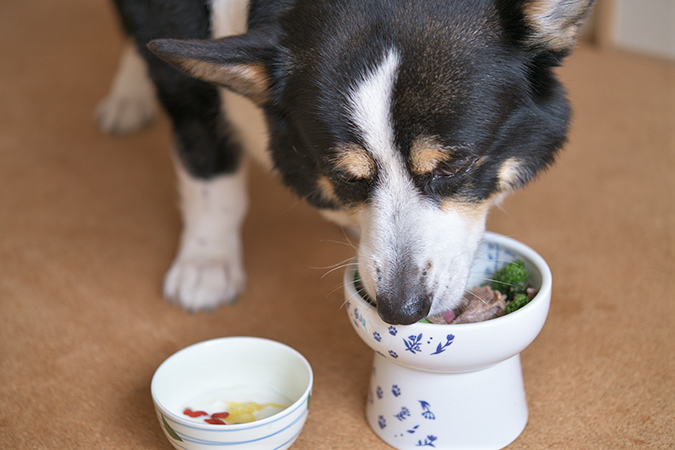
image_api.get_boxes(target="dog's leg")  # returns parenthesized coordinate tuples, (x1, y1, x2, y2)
(96, 41, 156, 135)
(164, 158, 248, 312)
(105, 0, 252, 311)
(146, 60, 247, 312)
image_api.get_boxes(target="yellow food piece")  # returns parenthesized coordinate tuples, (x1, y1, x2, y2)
(223, 401, 287, 424)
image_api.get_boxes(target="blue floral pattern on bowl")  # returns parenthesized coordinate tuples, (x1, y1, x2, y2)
(369, 382, 440, 447)
(349, 302, 458, 361)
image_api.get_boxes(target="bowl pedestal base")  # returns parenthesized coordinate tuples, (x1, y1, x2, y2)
(365, 353, 528, 450)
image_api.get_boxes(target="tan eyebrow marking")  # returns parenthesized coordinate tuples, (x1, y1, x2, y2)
(498, 157, 527, 191)
(409, 136, 456, 175)
(439, 198, 494, 219)
(330, 143, 376, 179)
(317, 175, 340, 204)
(316, 175, 370, 210)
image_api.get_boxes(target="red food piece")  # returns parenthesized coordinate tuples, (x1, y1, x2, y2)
(211, 412, 230, 419)
(183, 408, 208, 418)
(441, 309, 456, 323)
(205, 418, 227, 425)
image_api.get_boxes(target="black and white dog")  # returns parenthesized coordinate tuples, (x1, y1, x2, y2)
(98, 0, 593, 324)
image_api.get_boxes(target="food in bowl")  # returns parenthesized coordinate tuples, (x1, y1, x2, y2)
(181, 400, 289, 425)
(151, 337, 313, 450)
(356, 260, 539, 325)
(426, 259, 539, 324)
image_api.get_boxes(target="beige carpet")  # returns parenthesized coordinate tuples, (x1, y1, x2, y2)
(1, 1, 673, 448)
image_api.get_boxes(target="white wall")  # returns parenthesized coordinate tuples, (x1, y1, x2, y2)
(614, 0, 675, 60)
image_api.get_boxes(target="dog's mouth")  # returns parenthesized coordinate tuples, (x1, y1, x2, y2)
(352, 197, 488, 325)
(355, 234, 484, 325)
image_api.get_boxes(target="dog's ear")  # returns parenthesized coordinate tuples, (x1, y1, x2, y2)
(501, 0, 595, 53)
(148, 30, 278, 105)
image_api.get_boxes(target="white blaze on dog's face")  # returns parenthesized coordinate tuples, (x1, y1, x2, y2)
(344, 50, 492, 325)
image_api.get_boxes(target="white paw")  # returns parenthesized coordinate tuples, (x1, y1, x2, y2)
(96, 94, 155, 135)
(163, 257, 246, 313)
(97, 43, 156, 135)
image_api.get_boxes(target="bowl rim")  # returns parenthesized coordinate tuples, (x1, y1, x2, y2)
(151, 336, 313, 432)
(344, 231, 552, 329)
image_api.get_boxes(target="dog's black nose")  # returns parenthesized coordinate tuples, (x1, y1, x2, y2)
(376, 291, 431, 325)
(372, 259, 432, 325)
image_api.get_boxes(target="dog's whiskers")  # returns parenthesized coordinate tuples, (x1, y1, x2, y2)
(326, 281, 348, 299)
(467, 257, 528, 290)
(339, 284, 368, 310)
(319, 261, 359, 279)
(340, 226, 358, 251)
(318, 239, 356, 250)
(464, 288, 489, 306)
(479, 277, 517, 289)
(308, 257, 355, 271)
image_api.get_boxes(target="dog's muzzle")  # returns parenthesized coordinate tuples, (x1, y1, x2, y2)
(374, 260, 432, 325)
(376, 291, 431, 325)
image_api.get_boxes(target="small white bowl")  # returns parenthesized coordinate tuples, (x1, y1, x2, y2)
(151, 337, 313, 450)
(344, 231, 552, 449)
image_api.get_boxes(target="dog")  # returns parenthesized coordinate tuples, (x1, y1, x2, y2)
(98, 0, 594, 324)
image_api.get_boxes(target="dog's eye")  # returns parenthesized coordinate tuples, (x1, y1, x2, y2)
(330, 170, 371, 204)
(431, 157, 475, 180)
(333, 170, 362, 184)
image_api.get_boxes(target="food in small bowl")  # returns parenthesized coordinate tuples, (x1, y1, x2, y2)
(151, 337, 313, 450)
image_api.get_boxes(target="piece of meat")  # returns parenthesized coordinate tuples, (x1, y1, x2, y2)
(428, 285, 507, 324)
(452, 285, 506, 324)
(526, 287, 539, 300)
(427, 295, 470, 324)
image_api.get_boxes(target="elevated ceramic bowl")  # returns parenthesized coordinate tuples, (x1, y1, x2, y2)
(344, 231, 552, 449)
(151, 337, 313, 450)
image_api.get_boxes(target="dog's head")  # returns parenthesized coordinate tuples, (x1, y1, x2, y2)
(150, 0, 594, 324)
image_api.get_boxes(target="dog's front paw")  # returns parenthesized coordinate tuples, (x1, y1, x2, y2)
(163, 257, 246, 313)
(96, 93, 155, 135)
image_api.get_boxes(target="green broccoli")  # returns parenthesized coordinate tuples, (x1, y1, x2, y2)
(505, 293, 530, 314)
(489, 259, 529, 303)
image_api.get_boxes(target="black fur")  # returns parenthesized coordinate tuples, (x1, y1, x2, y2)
(111, 0, 242, 178)
(113, 0, 587, 201)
